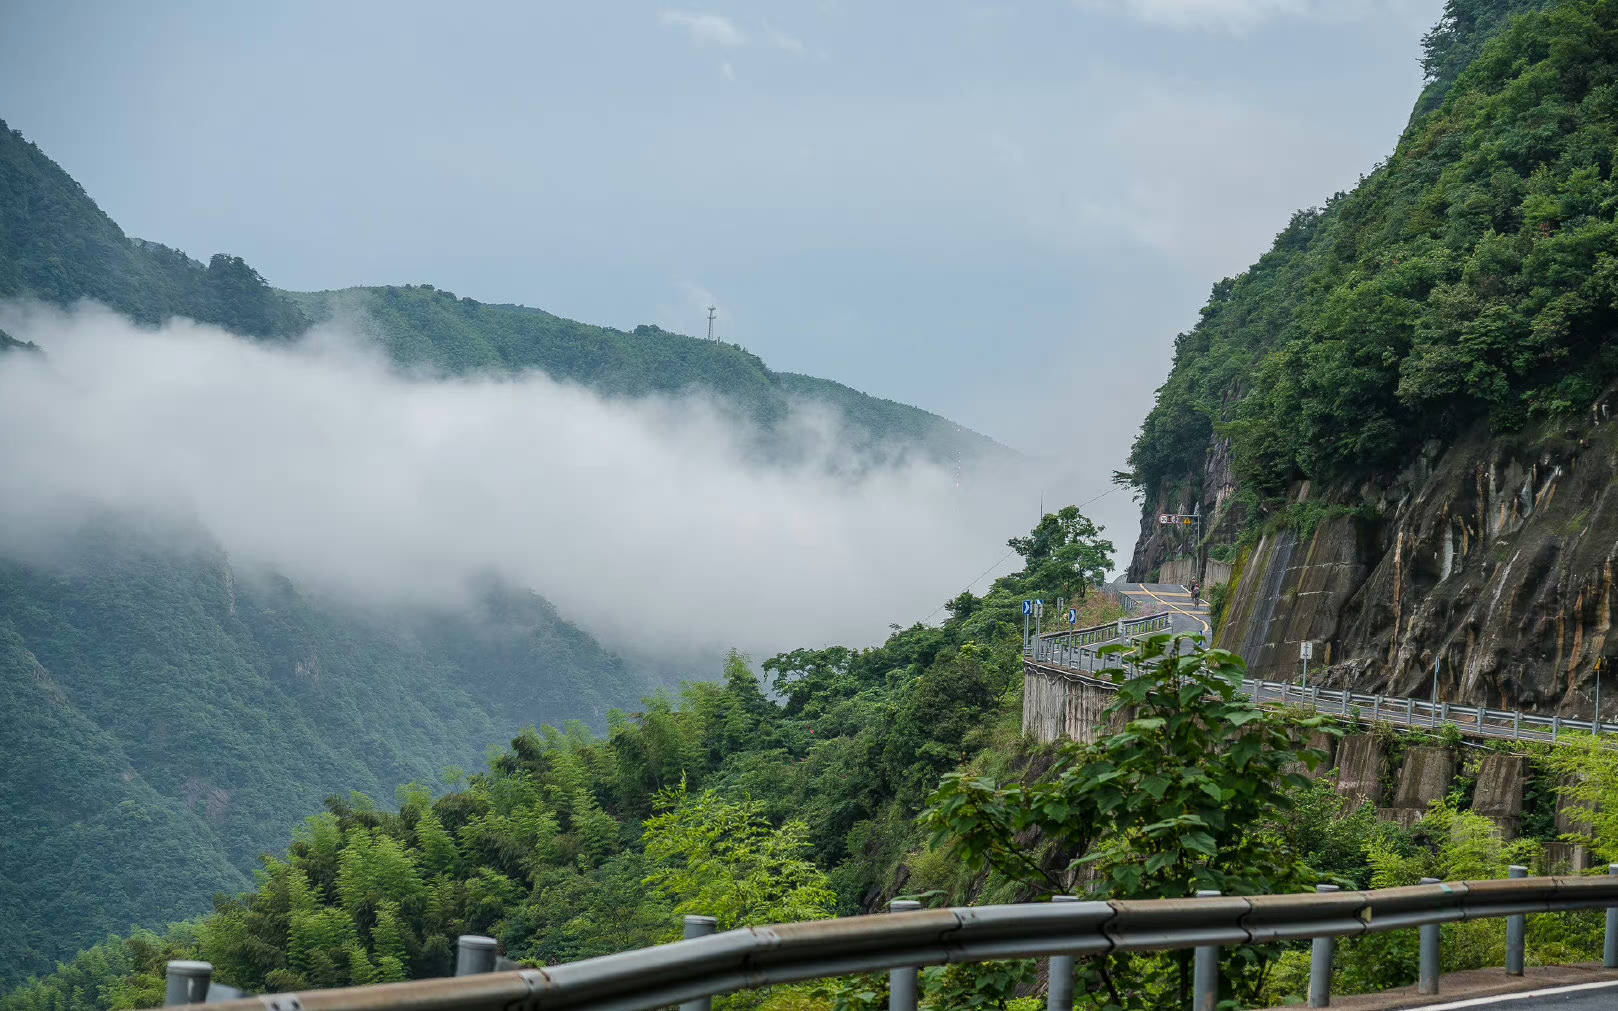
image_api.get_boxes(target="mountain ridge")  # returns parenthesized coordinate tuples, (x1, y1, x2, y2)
(0, 117, 1004, 468)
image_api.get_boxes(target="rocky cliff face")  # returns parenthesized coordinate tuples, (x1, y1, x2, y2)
(1184, 391, 1618, 719)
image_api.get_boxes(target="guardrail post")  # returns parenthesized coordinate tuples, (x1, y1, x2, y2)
(1506, 866, 1527, 975)
(1513, 710, 1521, 740)
(1193, 890, 1220, 1011)
(1606, 865, 1618, 969)
(679, 916, 719, 1011)
(164, 961, 212, 1006)
(1047, 895, 1079, 1011)
(455, 935, 498, 976)
(1308, 885, 1338, 1007)
(1419, 877, 1441, 994)
(1372, 696, 1382, 722)
(889, 900, 922, 1011)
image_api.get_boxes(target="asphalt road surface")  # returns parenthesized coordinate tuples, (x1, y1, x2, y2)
(1404, 979, 1618, 1009)
(1114, 582, 1211, 637)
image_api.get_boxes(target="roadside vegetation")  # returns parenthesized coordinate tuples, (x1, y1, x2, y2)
(7, 503, 1617, 1011)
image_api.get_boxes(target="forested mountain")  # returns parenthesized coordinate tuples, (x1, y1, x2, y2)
(0, 522, 648, 982)
(0, 119, 1000, 468)
(1125, 0, 1618, 703)
(0, 110, 1005, 982)
(293, 287, 997, 466)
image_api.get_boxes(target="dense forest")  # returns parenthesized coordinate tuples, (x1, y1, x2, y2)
(1125, 0, 1617, 519)
(0, 524, 651, 982)
(5, 508, 1615, 1011)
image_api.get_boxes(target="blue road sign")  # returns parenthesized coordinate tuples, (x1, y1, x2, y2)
(1022, 600, 1032, 615)
(1036, 598, 1043, 606)
(1069, 608, 1078, 625)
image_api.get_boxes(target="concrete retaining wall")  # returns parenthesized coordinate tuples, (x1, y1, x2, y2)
(1336, 734, 1386, 809)
(1472, 754, 1526, 838)
(1023, 667, 1115, 745)
(1381, 746, 1455, 826)
(1160, 557, 1196, 586)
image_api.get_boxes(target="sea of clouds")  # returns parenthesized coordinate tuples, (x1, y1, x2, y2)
(0, 302, 1036, 662)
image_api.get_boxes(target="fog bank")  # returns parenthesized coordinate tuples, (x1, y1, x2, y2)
(0, 304, 1034, 660)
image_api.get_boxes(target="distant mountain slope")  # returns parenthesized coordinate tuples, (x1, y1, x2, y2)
(0, 521, 650, 981)
(0, 115, 1001, 982)
(0, 119, 1002, 467)
(291, 286, 1001, 466)
(0, 125, 305, 338)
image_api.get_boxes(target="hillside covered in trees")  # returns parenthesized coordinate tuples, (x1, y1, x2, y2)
(1127, 0, 1596, 511)
(0, 526, 649, 983)
(1123, 0, 1618, 700)
(7, 507, 1614, 1011)
(0, 106, 1008, 980)
(0, 119, 1001, 469)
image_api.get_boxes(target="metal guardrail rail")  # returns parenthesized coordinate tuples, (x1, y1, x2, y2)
(165, 875, 1618, 1011)
(1242, 679, 1610, 743)
(1026, 613, 1172, 665)
(1028, 656, 1609, 744)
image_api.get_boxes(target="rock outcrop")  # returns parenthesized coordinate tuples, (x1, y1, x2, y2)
(1135, 393, 1618, 717)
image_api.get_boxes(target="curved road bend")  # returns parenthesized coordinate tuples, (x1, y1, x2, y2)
(1114, 582, 1210, 637)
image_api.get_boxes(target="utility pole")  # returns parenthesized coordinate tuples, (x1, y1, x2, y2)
(706, 306, 717, 341)
(1432, 654, 1441, 707)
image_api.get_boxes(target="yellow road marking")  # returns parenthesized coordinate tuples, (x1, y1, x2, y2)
(1133, 584, 1211, 637)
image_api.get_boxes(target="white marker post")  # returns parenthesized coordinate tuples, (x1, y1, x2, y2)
(1300, 640, 1313, 690)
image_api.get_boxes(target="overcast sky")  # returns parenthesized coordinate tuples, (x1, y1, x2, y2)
(0, 0, 1445, 580)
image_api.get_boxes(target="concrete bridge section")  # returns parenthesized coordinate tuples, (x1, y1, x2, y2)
(1024, 652, 1595, 865)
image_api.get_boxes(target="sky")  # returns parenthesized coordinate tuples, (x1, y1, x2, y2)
(0, 0, 1447, 611)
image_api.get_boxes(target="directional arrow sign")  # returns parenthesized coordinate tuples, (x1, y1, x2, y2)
(1069, 608, 1078, 625)
(1022, 600, 1032, 615)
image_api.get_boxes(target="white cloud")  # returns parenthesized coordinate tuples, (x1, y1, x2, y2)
(762, 23, 807, 54)
(1076, 0, 1393, 33)
(0, 303, 1030, 660)
(659, 10, 748, 47)
(658, 10, 807, 66)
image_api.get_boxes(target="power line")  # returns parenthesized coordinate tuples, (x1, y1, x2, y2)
(916, 484, 1126, 625)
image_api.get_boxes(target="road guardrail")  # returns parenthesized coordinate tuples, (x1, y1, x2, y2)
(165, 873, 1618, 1011)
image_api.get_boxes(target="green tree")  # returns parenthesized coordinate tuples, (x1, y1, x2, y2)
(642, 784, 836, 931)
(921, 634, 1328, 1006)
(1543, 732, 1618, 862)
(1005, 507, 1113, 600)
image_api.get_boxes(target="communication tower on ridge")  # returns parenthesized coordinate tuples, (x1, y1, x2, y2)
(706, 306, 717, 341)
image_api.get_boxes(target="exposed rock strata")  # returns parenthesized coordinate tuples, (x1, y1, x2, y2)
(1133, 393, 1618, 717)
